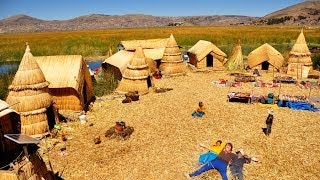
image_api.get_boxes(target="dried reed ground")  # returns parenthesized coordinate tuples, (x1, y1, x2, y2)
(41, 70, 320, 180)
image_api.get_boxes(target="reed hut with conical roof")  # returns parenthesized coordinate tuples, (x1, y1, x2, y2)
(247, 43, 284, 71)
(187, 40, 227, 70)
(159, 34, 186, 76)
(117, 47, 152, 95)
(288, 29, 312, 67)
(225, 41, 244, 71)
(6, 44, 53, 136)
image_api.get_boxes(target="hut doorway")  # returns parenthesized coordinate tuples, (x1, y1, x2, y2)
(83, 82, 88, 106)
(46, 105, 56, 129)
(147, 76, 152, 88)
(261, 61, 269, 70)
(206, 54, 213, 67)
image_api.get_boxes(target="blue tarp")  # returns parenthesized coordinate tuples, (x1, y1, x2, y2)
(278, 101, 319, 112)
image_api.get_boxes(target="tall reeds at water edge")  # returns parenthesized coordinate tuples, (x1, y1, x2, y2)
(0, 26, 319, 61)
(0, 69, 16, 99)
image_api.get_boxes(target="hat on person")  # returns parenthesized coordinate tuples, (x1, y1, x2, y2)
(268, 109, 274, 115)
(236, 149, 245, 156)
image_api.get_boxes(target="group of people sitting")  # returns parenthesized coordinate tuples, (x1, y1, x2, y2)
(185, 140, 257, 180)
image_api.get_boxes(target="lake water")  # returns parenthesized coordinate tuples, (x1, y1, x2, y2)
(0, 60, 103, 74)
(0, 62, 19, 74)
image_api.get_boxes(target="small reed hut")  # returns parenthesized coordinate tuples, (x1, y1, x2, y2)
(35, 55, 93, 111)
(225, 41, 244, 71)
(0, 100, 20, 154)
(247, 43, 284, 72)
(187, 40, 227, 70)
(287, 29, 313, 78)
(288, 29, 312, 67)
(6, 44, 53, 136)
(159, 34, 186, 76)
(103, 50, 157, 81)
(117, 46, 152, 95)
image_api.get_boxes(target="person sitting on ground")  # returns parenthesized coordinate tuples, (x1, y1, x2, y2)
(230, 149, 256, 180)
(185, 143, 234, 180)
(192, 102, 206, 118)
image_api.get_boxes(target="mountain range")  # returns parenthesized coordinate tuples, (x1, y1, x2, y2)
(0, 1, 319, 34)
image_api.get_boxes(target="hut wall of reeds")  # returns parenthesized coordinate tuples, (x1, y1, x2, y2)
(247, 43, 284, 71)
(187, 40, 227, 70)
(288, 29, 312, 67)
(117, 47, 152, 95)
(287, 63, 311, 79)
(6, 44, 53, 136)
(225, 42, 244, 72)
(160, 34, 186, 75)
(0, 153, 53, 180)
(0, 100, 20, 153)
(35, 55, 93, 111)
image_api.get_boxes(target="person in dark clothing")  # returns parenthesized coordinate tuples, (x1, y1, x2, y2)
(263, 108, 274, 136)
(230, 149, 255, 180)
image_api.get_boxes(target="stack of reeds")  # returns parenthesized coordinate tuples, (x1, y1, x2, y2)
(160, 34, 186, 76)
(225, 40, 244, 72)
(117, 46, 152, 95)
(6, 44, 53, 135)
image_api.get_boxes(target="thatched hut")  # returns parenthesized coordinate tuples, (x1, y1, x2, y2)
(247, 43, 284, 71)
(159, 34, 186, 75)
(117, 46, 152, 95)
(6, 44, 53, 136)
(103, 50, 157, 80)
(224, 42, 244, 71)
(118, 38, 169, 51)
(35, 55, 93, 111)
(0, 100, 20, 154)
(187, 40, 227, 70)
(288, 29, 312, 67)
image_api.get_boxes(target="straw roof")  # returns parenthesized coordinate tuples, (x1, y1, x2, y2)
(188, 40, 227, 62)
(6, 44, 53, 135)
(225, 42, 244, 71)
(289, 29, 311, 56)
(160, 34, 186, 75)
(117, 46, 151, 94)
(247, 43, 284, 70)
(35, 55, 93, 97)
(143, 48, 165, 60)
(104, 50, 134, 74)
(0, 100, 18, 118)
(119, 38, 169, 51)
(6, 44, 52, 113)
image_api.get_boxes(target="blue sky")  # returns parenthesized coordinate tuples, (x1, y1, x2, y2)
(0, 0, 304, 20)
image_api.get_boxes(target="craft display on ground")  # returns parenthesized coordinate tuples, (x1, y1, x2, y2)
(234, 74, 256, 82)
(212, 79, 241, 87)
(227, 92, 252, 103)
(273, 76, 297, 84)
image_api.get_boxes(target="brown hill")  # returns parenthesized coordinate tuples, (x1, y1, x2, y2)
(255, 1, 320, 25)
(0, 14, 256, 34)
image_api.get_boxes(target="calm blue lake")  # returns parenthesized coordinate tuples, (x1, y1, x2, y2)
(0, 62, 19, 74)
